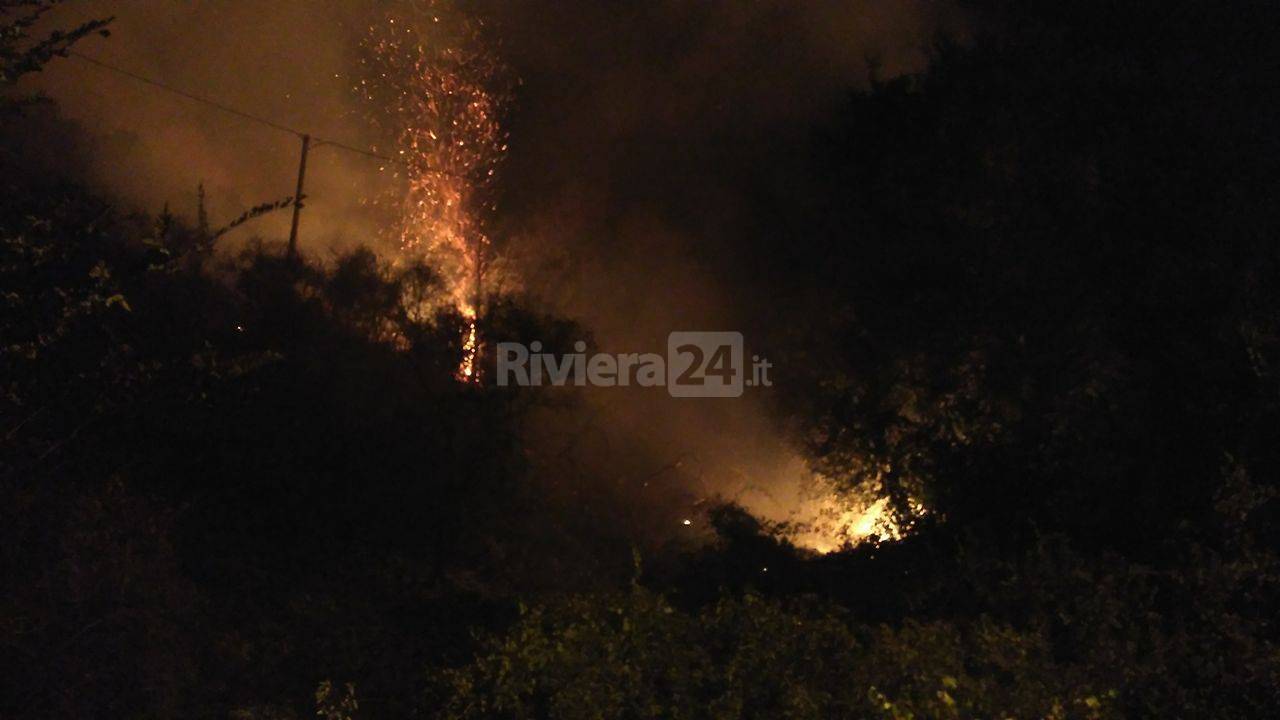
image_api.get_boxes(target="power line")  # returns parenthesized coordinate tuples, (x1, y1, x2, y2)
(59, 49, 471, 256)
(314, 138, 392, 162)
(63, 49, 406, 257)
(65, 50, 392, 162)
(67, 51, 304, 138)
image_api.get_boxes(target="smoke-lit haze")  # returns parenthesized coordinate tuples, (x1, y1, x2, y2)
(24, 0, 964, 548)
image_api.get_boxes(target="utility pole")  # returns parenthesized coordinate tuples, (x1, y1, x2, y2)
(287, 133, 311, 261)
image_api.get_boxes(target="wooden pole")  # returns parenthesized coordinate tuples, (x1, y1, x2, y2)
(286, 134, 311, 261)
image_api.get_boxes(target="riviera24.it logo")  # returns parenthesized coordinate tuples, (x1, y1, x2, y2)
(496, 332, 772, 398)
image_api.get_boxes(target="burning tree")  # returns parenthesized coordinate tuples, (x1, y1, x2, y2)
(358, 3, 512, 380)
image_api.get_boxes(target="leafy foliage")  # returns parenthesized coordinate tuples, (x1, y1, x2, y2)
(0, 174, 590, 717)
(1, 1, 111, 87)
(434, 586, 1120, 720)
(770, 1, 1280, 560)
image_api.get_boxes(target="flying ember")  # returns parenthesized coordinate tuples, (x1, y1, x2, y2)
(359, 3, 512, 382)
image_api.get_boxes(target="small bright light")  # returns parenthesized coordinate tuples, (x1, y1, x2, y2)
(681, 519, 692, 526)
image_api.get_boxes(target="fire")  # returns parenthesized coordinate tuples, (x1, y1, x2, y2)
(359, 3, 512, 381)
(732, 454, 908, 554)
(783, 487, 901, 554)
(459, 305, 479, 382)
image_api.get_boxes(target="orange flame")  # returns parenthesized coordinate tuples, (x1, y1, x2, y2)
(458, 305, 479, 382)
(360, 3, 511, 381)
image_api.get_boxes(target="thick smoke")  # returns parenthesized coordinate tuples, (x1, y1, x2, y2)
(484, 0, 962, 545)
(24, 0, 391, 251)
(25, 0, 962, 547)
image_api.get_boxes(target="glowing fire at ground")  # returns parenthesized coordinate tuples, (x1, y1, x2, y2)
(732, 454, 906, 553)
(359, 4, 511, 382)
(789, 492, 900, 553)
